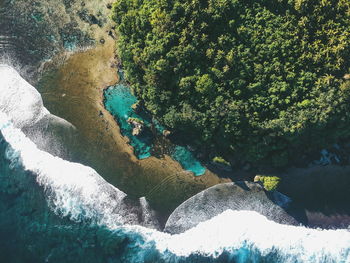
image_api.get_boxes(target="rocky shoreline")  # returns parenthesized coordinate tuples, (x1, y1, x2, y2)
(1, 0, 350, 229)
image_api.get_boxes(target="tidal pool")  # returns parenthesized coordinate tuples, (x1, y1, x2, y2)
(171, 146, 206, 176)
(104, 84, 153, 159)
(104, 84, 206, 176)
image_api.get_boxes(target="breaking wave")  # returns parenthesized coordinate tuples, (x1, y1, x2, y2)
(1, 65, 350, 262)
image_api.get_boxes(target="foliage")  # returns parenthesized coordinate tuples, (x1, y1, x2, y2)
(112, 0, 350, 167)
(256, 175, 281, 191)
(212, 156, 231, 166)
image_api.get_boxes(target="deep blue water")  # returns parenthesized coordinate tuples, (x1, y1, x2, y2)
(0, 130, 280, 263)
(1, 130, 349, 263)
(0, 65, 349, 263)
(1, 0, 349, 260)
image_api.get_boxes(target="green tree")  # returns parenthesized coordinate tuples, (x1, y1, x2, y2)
(112, 0, 350, 167)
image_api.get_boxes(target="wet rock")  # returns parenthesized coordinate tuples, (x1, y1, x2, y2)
(127, 117, 144, 136)
(164, 181, 301, 234)
(272, 190, 292, 209)
(89, 14, 101, 26)
(163, 130, 171, 137)
(78, 10, 102, 27)
(313, 149, 341, 166)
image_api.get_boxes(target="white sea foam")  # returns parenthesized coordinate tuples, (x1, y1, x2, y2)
(0, 65, 157, 228)
(146, 210, 350, 261)
(1, 65, 350, 262)
(0, 65, 48, 128)
(0, 112, 141, 225)
(0, 64, 78, 158)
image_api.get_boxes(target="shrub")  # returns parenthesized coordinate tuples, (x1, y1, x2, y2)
(256, 176, 281, 191)
(212, 156, 230, 166)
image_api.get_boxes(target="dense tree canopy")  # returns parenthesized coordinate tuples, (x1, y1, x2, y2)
(112, 0, 350, 167)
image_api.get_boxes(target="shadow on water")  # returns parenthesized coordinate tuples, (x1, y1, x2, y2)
(233, 181, 309, 226)
(265, 190, 309, 227)
(276, 165, 350, 228)
(208, 162, 350, 228)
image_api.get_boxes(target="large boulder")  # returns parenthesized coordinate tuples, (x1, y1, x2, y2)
(164, 181, 301, 234)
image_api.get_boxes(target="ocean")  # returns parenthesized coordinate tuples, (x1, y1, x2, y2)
(0, 65, 349, 263)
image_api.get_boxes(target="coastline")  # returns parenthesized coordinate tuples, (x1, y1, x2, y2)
(2, 0, 349, 228)
(2, 0, 350, 261)
(37, 35, 228, 217)
(36, 30, 350, 228)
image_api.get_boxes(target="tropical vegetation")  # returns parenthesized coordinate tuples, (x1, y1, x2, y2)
(112, 0, 350, 167)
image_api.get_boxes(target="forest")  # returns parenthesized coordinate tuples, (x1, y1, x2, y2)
(112, 0, 350, 167)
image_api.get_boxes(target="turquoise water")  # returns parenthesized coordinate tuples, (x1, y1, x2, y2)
(152, 118, 166, 134)
(0, 129, 350, 263)
(103, 84, 206, 175)
(1, 129, 350, 262)
(1, 66, 350, 262)
(171, 146, 206, 176)
(0, 135, 157, 262)
(104, 84, 152, 159)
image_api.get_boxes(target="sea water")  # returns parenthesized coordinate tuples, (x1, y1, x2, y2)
(1, 66, 350, 262)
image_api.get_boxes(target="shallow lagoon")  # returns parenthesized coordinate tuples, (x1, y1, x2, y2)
(104, 84, 206, 176)
(104, 84, 152, 159)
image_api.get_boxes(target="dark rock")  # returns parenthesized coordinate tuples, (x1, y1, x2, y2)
(271, 190, 292, 209)
(108, 30, 117, 40)
(100, 38, 105, 44)
(164, 181, 301, 234)
(78, 10, 102, 27)
(243, 162, 251, 171)
(89, 14, 100, 26)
